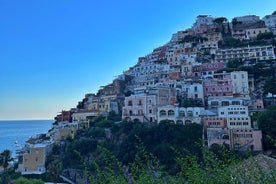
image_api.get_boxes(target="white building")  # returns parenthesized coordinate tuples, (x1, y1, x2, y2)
(234, 15, 260, 24)
(231, 71, 249, 97)
(176, 82, 204, 101)
(218, 105, 249, 118)
(157, 105, 204, 124)
(215, 45, 276, 62)
(263, 14, 276, 34)
(263, 14, 276, 28)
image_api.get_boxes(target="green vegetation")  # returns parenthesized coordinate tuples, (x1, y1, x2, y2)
(0, 150, 12, 184)
(11, 177, 44, 184)
(264, 77, 276, 96)
(257, 106, 276, 152)
(41, 115, 276, 183)
(226, 58, 244, 69)
(257, 32, 274, 40)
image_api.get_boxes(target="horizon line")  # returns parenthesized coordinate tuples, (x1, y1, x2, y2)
(0, 119, 54, 121)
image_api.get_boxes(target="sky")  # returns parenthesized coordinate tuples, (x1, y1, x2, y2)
(0, 0, 275, 120)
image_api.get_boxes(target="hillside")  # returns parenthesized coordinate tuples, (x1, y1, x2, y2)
(2, 11, 276, 184)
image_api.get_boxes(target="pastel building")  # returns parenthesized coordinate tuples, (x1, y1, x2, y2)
(245, 27, 271, 39)
(181, 62, 193, 78)
(157, 105, 204, 124)
(201, 62, 224, 79)
(215, 45, 276, 62)
(17, 138, 53, 175)
(263, 14, 276, 34)
(234, 15, 260, 23)
(122, 86, 177, 123)
(203, 72, 233, 97)
(231, 71, 249, 97)
(175, 82, 204, 101)
(206, 128, 230, 147)
(207, 96, 250, 109)
(72, 110, 101, 129)
(218, 105, 249, 117)
(49, 122, 80, 143)
(227, 116, 251, 129)
(203, 117, 227, 130)
(229, 129, 263, 151)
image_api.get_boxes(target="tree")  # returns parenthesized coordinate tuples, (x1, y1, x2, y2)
(213, 17, 227, 24)
(0, 150, 12, 172)
(257, 106, 276, 150)
(264, 77, 276, 96)
(226, 59, 243, 69)
(0, 150, 12, 184)
(256, 32, 274, 40)
(213, 17, 227, 35)
(47, 159, 63, 183)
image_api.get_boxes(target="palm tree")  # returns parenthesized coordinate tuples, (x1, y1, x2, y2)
(0, 149, 12, 173)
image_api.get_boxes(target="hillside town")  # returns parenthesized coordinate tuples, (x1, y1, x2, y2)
(14, 12, 276, 178)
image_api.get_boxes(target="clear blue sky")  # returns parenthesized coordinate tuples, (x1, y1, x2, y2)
(1, 0, 275, 120)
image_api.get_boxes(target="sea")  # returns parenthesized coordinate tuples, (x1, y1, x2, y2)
(0, 120, 53, 157)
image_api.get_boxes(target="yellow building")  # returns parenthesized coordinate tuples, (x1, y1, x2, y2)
(17, 142, 53, 175)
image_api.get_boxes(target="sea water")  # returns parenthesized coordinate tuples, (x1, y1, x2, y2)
(0, 120, 53, 157)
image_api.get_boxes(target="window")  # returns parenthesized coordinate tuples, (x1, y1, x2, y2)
(243, 122, 249, 126)
(187, 111, 193, 117)
(138, 110, 143, 115)
(149, 109, 152, 114)
(128, 101, 133, 106)
(179, 111, 185, 117)
(168, 110, 175, 116)
(176, 120, 183, 125)
(160, 110, 166, 116)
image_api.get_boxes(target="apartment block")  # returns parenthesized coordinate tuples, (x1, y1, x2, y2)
(231, 71, 250, 97)
(203, 72, 233, 97)
(122, 86, 176, 123)
(17, 137, 53, 175)
(215, 45, 276, 62)
(157, 106, 204, 124)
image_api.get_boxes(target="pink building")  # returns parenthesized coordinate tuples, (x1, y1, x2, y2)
(203, 117, 227, 130)
(229, 129, 263, 151)
(201, 62, 224, 78)
(203, 72, 233, 97)
(122, 86, 176, 123)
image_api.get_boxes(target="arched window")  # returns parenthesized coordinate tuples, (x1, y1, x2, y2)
(179, 111, 185, 117)
(159, 110, 166, 117)
(176, 120, 183, 125)
(185, 120, 192, 125)
(187, 111, 193, 117)
(168, 110, 175, 116)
